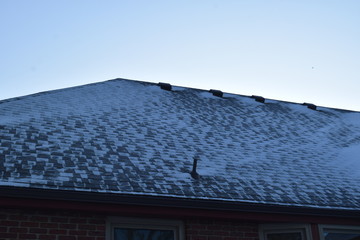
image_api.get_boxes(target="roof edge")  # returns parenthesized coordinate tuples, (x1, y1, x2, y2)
(1, 77, 358, 113)
(0, 186, 359, 219)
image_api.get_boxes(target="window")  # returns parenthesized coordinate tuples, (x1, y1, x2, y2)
(259, 224, 312, 240)
(106, 217, 184, 240)
(319, 225, 360, 240)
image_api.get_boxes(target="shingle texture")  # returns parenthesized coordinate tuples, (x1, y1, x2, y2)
(1, 79, 360, 210)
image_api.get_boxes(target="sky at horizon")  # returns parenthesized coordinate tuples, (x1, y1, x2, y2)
(1, 1, 360, 111)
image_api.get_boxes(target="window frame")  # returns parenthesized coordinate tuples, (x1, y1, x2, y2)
(318, 224, 360, 240)
(106, 217, 184, 240)
(259, 223, 312, 240)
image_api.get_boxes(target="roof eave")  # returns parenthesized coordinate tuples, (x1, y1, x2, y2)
(0, 186, 359, 220)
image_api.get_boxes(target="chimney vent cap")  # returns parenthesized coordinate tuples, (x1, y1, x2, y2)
(158, 82, 172, 91)
(303, 103, 317, 110)
(209, 89, 223, 98)
(190, 157, 200, 179)
(251, 95, 265, 103)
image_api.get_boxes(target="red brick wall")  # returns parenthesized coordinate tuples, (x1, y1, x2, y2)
(185, 219, 259, 240)
(0, 208, 106, 240)
(0, 208, 259, 240)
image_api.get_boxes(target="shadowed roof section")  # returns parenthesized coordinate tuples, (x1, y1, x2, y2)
(1, 78, 360, 211)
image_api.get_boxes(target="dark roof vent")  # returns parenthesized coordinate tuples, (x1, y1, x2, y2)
(158, 82, 172, 91)
(251, 95, 265, 103)
(190, 157, 199, 179)
(303, 103, 317, 110)
(209, 89, 223, 98)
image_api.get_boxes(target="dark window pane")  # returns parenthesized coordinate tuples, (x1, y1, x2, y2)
(267, 232, 302, 240)
(324, 232, 360, 240)
(114, 228, 174, 240)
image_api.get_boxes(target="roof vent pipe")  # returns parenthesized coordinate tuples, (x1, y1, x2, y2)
(303, 103, 317, 110)
(209, 89, 223, 98)
(251, 95, 265, 103)
(158, 82, 172, 91)
(190, 157, 199, 179)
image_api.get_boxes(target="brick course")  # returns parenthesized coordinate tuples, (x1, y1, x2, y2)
(185, 219, 259, 240)
(0, 208, 259, 240)
(0, 209, 106, 240)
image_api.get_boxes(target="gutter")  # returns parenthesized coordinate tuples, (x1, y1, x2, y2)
(0, 186, 359, 221)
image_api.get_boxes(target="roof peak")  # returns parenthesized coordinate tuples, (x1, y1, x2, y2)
(1, 77, 358, 113)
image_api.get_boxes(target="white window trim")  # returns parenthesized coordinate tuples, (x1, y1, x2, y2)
(106, 217, 184, 240)
(259, 223, 312, 240)
(319, 224, 360, 240)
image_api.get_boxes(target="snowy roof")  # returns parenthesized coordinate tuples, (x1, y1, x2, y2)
(1, 78, 360, 211)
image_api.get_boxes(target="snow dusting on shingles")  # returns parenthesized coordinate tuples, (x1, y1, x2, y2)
(171, 86, 187, 91)
(1, 78, 360, 210)
(198, 91, 222, 99)
(333, 144, 360, 176)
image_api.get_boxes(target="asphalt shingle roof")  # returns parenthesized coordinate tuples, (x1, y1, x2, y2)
(1, 79, 360, 210)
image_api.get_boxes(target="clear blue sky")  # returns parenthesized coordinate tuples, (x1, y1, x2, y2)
(1, 0, 360, 111)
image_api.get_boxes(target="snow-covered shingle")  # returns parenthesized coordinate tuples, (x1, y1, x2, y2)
(1, 78, 360, 210)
